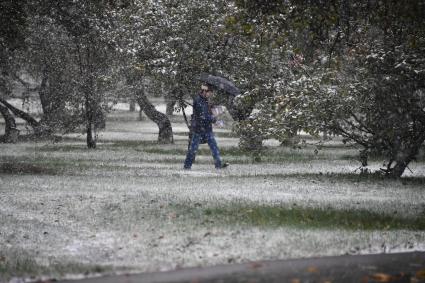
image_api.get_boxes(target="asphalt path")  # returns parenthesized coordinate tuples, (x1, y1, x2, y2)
(58, 252, 425, 283)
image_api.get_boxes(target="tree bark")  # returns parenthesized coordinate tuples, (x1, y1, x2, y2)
(135, 89, 173, 144)
(388, 136, 425, 178)
(0, 97, 46, 135)
(38, 69, 50, 115)
(85, 93, 97, 149)
(0, 103, 19, 143)
(86, 121, 96, 148)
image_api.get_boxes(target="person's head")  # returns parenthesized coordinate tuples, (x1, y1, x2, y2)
(200, 83, 214, 98)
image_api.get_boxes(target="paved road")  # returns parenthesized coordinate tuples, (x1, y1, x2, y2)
(60, 252, 425, 283)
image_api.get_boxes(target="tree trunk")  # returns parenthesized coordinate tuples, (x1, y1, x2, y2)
(388, 136, 425, 178)
(38, 70, 50, 115)
(0, 97, 46, 135)
(135, 89, 173, 144)
(82, 42, 99, 149)
(86, 121, 96, 148)
(85, 94, 97, 149)
(0, 103, 19, 143)
(37, 71, 68, 130)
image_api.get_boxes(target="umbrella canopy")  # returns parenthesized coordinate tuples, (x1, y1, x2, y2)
(199, 73, 240, 96)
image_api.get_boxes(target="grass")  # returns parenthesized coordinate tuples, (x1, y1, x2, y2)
(0, 162, 60, 175)
(0, 156, 94, 175)
(0, 248, 113, 282)
(139, 145, 359, 163)
(0, 158, 147, 176)
(232, 172, 425, 187)
(2, 153, 425, 188)
(198, 205, 425, 231)
(3, 139, 360, 167)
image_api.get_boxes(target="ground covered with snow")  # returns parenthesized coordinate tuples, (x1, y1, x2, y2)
(1, 108, 425, 282)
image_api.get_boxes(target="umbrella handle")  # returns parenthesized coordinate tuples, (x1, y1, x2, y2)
(179, 99, 192, 107)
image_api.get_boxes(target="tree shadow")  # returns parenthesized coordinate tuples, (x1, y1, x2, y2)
(242, 172, 425, 186)
(0, 162, 59, 175)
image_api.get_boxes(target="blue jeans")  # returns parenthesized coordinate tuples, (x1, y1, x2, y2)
(184, 131, 222, 169)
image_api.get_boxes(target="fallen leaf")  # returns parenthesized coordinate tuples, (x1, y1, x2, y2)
(307, 266, 319, 273)
(390, 272, 408, 280)
(370, 273, 392, 282)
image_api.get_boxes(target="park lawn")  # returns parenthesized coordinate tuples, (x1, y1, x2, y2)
(1, 109, 425, 282)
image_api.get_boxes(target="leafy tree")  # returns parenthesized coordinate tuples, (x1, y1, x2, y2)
(0, 0, 28, 140)
(233, 0, 425, 177)
(44, 0, 122, 148)
(1, 0, 123, 147)
(110, 0, 267, 143)
(106, 0, 178, 143)
(115, 0, 289, 149)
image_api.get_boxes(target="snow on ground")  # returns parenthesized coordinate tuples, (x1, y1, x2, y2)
(0, 174, 422, 266)
(1, 171, 424, 277)
(1, 108, 425, 281)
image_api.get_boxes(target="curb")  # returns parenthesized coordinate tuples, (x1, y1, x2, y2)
(58, 252, 425, 283)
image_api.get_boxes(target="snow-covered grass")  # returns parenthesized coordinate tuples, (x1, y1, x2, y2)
(1, 109, 425, 282)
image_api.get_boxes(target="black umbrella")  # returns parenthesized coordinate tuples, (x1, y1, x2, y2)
(199, 73, 240, 96)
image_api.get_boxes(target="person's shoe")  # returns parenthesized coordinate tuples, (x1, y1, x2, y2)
(183, 166, 191, 170)
(216, 162, 229, 169)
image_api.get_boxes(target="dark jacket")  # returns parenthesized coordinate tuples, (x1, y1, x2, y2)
(191, 94, 216, 134)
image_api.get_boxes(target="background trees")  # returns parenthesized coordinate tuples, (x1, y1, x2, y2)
(1, 0, 124, 147)
(1, 0, 424, 177)
(0, 0, 29, 141)
(232, 0, 425, 177)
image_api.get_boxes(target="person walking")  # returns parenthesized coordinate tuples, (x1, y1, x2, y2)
(183, 83, 228, 170)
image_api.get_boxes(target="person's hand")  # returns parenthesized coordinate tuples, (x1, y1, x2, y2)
(211, 106, 224, 117)
(215, 120, 224, 127)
